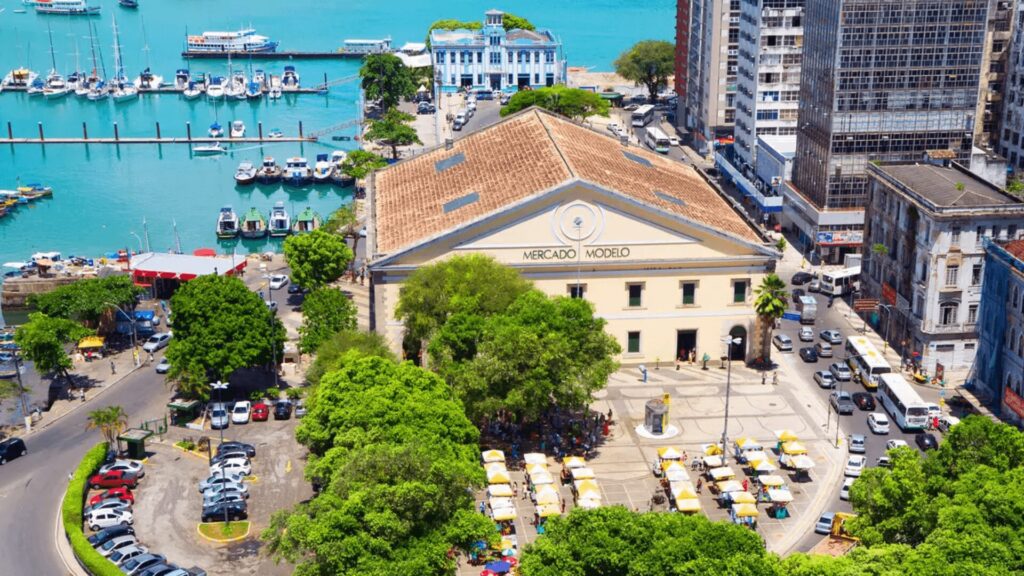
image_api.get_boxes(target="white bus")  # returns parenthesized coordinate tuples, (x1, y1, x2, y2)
(845, 335, 891, 390)
(644, 127, 672, 154)
(631, 104, 656, 127)
(820, 266, 860, 296)
(877, 373, 929, 431)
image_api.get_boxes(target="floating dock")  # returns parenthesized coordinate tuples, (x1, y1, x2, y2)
(2, 120, 320, 145)
(0, 84, 326, 95)
(181, 50, 382, 60)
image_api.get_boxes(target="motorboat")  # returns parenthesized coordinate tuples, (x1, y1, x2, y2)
(245, 81, 261, 100)
(1, 68, 37, 89)
(208, 122, 224, 138)
(182, 81, 202, 100)
(216, 206, 239, 239)
(206, 76, 225, 99)
(292, 206, 321, 233)
(133, 67, 162, 91)
(174, 69, 190, 90)
(234, 161, 256, 185)
(118, 0, 137, 8)
(312, 153, 334, 183)
(330, 150, 355, 186)
(283, 157, 311, 186)
(240, 207, 267, 239)
(267, 128, 283, 139)
(268, 201, 290, 237)
(268, 85, 281, 100)
(281, 66, 299, 91)
(255, 156, 282, 183)
(26, 77, 45, 96)
(193, 142, 226, 156)
(43, 82, 70, 98)
(32, 0, 101, 15)
(230, 120, 245, 138)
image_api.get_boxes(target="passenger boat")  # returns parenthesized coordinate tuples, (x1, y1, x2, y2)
(292, 207, 321, 233)
(234, 161, 256, 185)
(2, 68, 37, 89)
(31, 0, 101, 15)
(230, 120, 245, 138)
(268, 201, 290, 237)
(192, 142, 226, 156)
(133, 67, 162, 91)
(182, 81, 202, 100)
(206, 76, 225, 99)
(283, 157, 311, 186)
(174, 69, 190, 90)
(240, 207, 267, 239)
(208, 122, 224, 138)
(312, 153, 334, 183)
(255, 156, 282, 183)
(281, 66, 299, 91)
(216, 206, 239, 239)
(330, 150, 354, 186)
(185, 29, 278, 54)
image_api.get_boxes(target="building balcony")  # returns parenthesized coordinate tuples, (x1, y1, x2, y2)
(922, 322, 974, 335)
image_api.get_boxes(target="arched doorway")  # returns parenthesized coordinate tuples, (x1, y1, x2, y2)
(728, 326, 747, 361)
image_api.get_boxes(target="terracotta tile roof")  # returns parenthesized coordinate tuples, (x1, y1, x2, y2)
(372, 108, 765, 255)
(1005, 239, 1024, 261)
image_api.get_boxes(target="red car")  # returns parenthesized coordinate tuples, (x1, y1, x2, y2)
(89, 470, 138, 490)
(251, 402, 270, 422)
(89, 487, 135, 506)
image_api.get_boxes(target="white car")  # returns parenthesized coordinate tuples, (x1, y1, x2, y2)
(772, 334, 793, 352)
(99, 459, 145, 478)
(799, 326, 814, 342)
(886, 439, 909, 451)
(269, 274, 289, 290)
(840, 477, 855, 501)
(606, 123, 621, 134)
(155, 357, 171, 374)
(198, 473, 247, 493)
(844, 455, 866, 477)
(141, 332, 172, 353)
(938, 414, 961, 433)
(924, 403, 941, 420)
(867, 412, 890, 434)
(669, 135, 680, 147)
(210, 460, 251, 478)
(231, 401, 251, 424)
(85, 508, 133, 531)
(99, 535, 139, 558)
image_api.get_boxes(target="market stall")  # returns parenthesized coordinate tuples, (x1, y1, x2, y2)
(730, 502, 759, 528)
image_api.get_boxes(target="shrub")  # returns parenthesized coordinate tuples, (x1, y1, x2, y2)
(285, 387, 304, 400)
(62, 442, 124, 576)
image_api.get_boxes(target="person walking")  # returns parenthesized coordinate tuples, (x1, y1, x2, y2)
(110, 360, 116, 375)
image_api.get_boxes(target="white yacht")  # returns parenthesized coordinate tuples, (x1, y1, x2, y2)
(230, 120, 245, 138)
(283, 157, 311, 186)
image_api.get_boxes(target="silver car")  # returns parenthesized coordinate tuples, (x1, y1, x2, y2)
(202, 489, 247, 507)
(814, 370, 836, 389)
(829, 362, 852, 381)
(209, 403, 229, 430)
(772, 334, 793, 352)
(99, 535, 138, 558)
(198, 473, 246, 493)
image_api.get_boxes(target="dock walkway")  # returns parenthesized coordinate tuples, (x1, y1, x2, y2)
(0, 136, 315, 145)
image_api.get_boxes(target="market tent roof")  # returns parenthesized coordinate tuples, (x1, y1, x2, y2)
(576, 486, 601, 501)
(669, 481, 697, 499)
(563, 456, 586, 469)
(759, 475, 786, 487)
(526, 463, 548, 476)
(537, 503, 561, 518)
(717, 480, 744, 493)
(535, 491, 560, 506)
(524, 453, 547, 466)
(489, 497, 514, 510)
(577, 497, 602, 509)
(702, 454, 724, 468)
(734, 437, 762, 451)
(534, 483, 560, 498)
(665, 469, 689, 482)
(488, 484, 514, 497)
(732, 503, 759, 517)
(482, 449, 506, 463)
(731, 491, 757, 504)
(574, 479, 600, 494)
(752, 460, 777, 473)
(531, 470, 555, 485)
(485, 462, 508, 474)
(570, 467, 595, 480)
(781, 441, 808, 455)
(658, 446, 683, 460)
(487, 469, 511, 484)
(129, 252, 246, 281)
(768, 489, 794, 503)
(676, 497, 701, 513)
(708, 466, 735, 480)
(78, 336, 106, 349)
(745, 450, 770, 463)
(491, 507, 516, 521)
(661, 460, 686, 474)
(775, 430, 799, 442)
(702, 443, 724, 456)
(791, 455, 816, 470)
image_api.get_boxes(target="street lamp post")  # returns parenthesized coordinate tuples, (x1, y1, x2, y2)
(210, 380, 230, 524)
(878, 303, 894, 354)
(720, 336, 742, 463)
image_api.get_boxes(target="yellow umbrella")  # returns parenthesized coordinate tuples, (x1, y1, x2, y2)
(524, 453, 547, 465)
(731, 491, 757, 504)
(661, 460, 686, 474)
(732, 503, 759, 517)
(716, 480, 744, 493)
(669, 481, 697, 499)
(775, 430, 799, 442)
(702, 443, 723, 456)
(482, 449, 506, 463)
(488, 484, 514, 497)
(658, 446, 683, 460)
(575, 479, 600, 493)
(534, 484, 560, 499)
(531, 470, 555, 485)
(537, 503, 561, 518)
(492, 507, 516, 521)
(758, 475, 785, 487)
(563, 456, 586, 469)
(535, 491, 560, 506)
(526, 463, 548, 476)
(571, 467, 596, 480)
(781, 441, 808, 455)
(485, 462, 508, 474)
(676, 497, 701, 513)
(487, 469, 511, 484)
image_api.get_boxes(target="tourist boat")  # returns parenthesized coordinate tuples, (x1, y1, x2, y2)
(185, 29, 278, 54)
(245, 81, 261, 100)
(283, 157, 311, 186)
(31, 0, 101, 16)
(174, 69, 190, 90)
(133, 67, 162, 91)
(292, 207, 321, 233)
(281, 66, 299, 91)
(330, 150, 354, 186)
(267, 128, 283, 139)
(192, 142, 226, 156)
(2, 68, 37, 89)
(26, 77, 46, 96)
(230, 120, 245, 138)
(206, 76, 225, 99)
(234, 161, 256, 185)
(182, 81, 202, 100)
(240, 207, 267, 239)
(208, 122, 224, 138)
(255, 156, 282, 183)
(268, 201, 290, 237)
(312, 153, 334, 183)
(215, 206, 239, 239)
(118, 0, 137, 8)
(109, 17, 138, 103)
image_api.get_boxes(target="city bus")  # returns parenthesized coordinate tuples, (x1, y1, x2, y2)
(631, 104, 656, 127)
(644, 127, 672, 154)
(820, 266, 861, 296)
(845, 335, 891, 390)
(877, 373, 929, 430)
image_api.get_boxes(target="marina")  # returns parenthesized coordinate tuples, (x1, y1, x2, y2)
(1, 120, 317, 144)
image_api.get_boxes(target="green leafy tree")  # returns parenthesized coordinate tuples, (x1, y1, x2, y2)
(298, 288, 358, 354)
(306, 330, 396, 386)
(501, 13, 536, 32)
(365, 108, 423, 159)
(86, 405, 128, 451)
(30, 275, 143, 326)
(1008, 178, 1024, 197)
(613, 40, 675, 101)
(424, 13, 534, 46)
(871, 243, 889, 258)
(753, 274, 788, 363)
(165, 275, 285, 400)
(283, 229, 354, 290)
(395, 254, 532, 348)
(323, 205, 362, 277)
(360, 53, 416, 111)
(500, 85, 610, 120)
(340, 149, 388, 181)
(775, 236, 788, 252)
(15, 313, 92, 383)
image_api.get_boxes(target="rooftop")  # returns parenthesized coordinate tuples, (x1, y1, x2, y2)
(1004, 239, 1024, 262)
(874, 163, 1023, 210)
(129, 252, 247, 280)
(372, 108, 765, 255)
(757, 135, 796, 158)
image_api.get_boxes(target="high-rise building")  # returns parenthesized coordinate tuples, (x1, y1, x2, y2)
(683, 0, 742, 154)
(786, 0, 988, 264)
(1000, 1, 1024, 168)
(674, 0, 691, 115)
(977, 0, 1016, 149)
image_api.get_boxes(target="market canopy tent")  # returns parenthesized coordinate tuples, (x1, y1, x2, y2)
(524, 453, 547, 466)
(658, 446, 683, 460)
(129, 252, 247, 298)
(482, 449, 506, 463)
(563, 456, 586, 469)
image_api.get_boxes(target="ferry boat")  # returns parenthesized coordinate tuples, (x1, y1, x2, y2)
(230, 120, 245, 138)
(32, 0, 101, 15)
(2, 68, 37, 89)
(283, 157, 311, 186)
(234, 162, 256, 185)
(268, 201, 290, 237)
(186, 29, 278, 54)
(240, 207, 267, 239)
(256, 156, 282, 183)
(281, 66, 299, 91)
(292, 207, 321, 233)
(216, 206, 239, 239)
(312, 153, 334, 183)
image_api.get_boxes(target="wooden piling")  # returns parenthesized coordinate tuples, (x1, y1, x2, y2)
(298, 121, 304, 138)
(114, 122, 119, 141)
(38, 122, 44, 141)
(83, 122, 89, 140)
(258, 122, 263, 140)
(156, 122, 161, 140)
(6, 122, 11, 140)
(186, 122, 192, 141)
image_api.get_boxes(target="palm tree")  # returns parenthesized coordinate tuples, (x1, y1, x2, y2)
(86, 405, 128, 451)
(753, 274, 788, 363)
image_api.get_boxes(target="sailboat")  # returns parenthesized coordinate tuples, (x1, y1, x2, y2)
(78, 21, 104, 98)
(268, 201, 290, 237)
(109, 16, 138, 102)
(291, 207, 321, 234)
(132, 17, 162, 90)
(66, 37, 84, 92)
(42, 25, 69, 98)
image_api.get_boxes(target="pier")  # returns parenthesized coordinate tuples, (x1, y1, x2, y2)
(2, 120, 320, 145)
(181, 50, 384, 60)
(0, 84, 327, 95)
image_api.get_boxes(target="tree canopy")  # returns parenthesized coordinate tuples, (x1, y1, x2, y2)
(298, 287, 357, 354)
(613, 40, 675, 101)
(360, 53, 416, 111)
(305, 330, 396, 386)
(283, 229, 354, 290)
(30, 275, 143, 326)
(86, 405, 128, 450)
(753, 274, 788, 362)
(425, 13, 534, 45)
(365, 108, 422, 159)
(340, 149, 388, 181)
(165, 275, 285, 400)
(15, 313, 92, 381)
(500, 85, 610, 120)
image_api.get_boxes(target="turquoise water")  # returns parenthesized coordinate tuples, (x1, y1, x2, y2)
(0, 0, 672, 263)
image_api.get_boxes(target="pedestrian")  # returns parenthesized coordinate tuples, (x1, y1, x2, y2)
(479, 501, 486, 514)
(696, 478, 703, 494)
(773, 372, 779, 386)
(690, 349, 696, 365)
(762, 372, 766, 386)
(561, 500, 565, 513)
(513, 481, 518, 497)
(607, 407, 613, 421)
(743, 479, 749, 492)
(110, 360, 116, 375)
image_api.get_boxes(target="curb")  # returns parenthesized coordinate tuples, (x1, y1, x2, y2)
(196, 521, 251, 544)
(55, 492, 90, 576)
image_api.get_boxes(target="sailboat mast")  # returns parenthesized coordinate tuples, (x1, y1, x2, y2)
(47, 24, 57, 73)
(112, 16, 124, 83)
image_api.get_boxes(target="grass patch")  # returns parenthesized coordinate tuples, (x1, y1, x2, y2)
(175, 439, 196, 451)
(198, 520, 251, 541)
(63, 442, 125, 576)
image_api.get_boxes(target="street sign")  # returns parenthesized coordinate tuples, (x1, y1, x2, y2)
(853, 298, 879, 311)
(782, 312, 801, 321)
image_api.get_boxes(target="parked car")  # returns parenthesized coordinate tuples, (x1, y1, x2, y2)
(294, 400, 307, 418)
(99, 535, 139, 558)
(99, 459, 145, 478)
(814, 512, 835, 535)
(799, 347, 819, 363)
(109, 544, 148, 566)
(830, 391, 854, 415)
(772, 334, 793, 352)
(0, 437, 27, 465)
(820, 329, 843, 345)
(885, 439, 909, 450)
(86, 523, 135, 547)
(867, 412, 890, 434)
(840, 477, 855, 500)
(791, 272, 813, 285)
(269, 274, 289, 290)
(89, 470, 138, 490)
(848, 433, 866, 454)
(209, 403, 229, 430)
(924, 403, 941, 421)
(265, 300, 278, 313)
(251, 402, 270, 422)
(814, 371, 836, 389)
(141, 332, 172, 353)
(85, 508, 133, 531)
(89, 487, 134, 506)
(216, 441, 255, 458)
(798, 326, 814, 342)
(155, 357, 171, 374)
(201, 500, 248, 523)
(210, 460, 251, 478)
(829, 362, 851, 381)
(287, 283, 305, 295)
(198, 473, 247, 493)
(83, 498, 132, 518)
(915, 433, 939, 451)
(814, 342, 833, 358)
(876, 456, 891, 468)
(938, 414, 961, 433)
(231, 401, 251, 424)
(202, 481, 249, 499)
(210, 451, 250, 466)
(844, 455, 866, 477)
(416, 101, 435, 114)
(852, 392, 876, 411)
(274, 400, 293, 420)
(121, 553, 165, 575)
(202, 490, 247, 507)
(138, 564, 180, 576)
